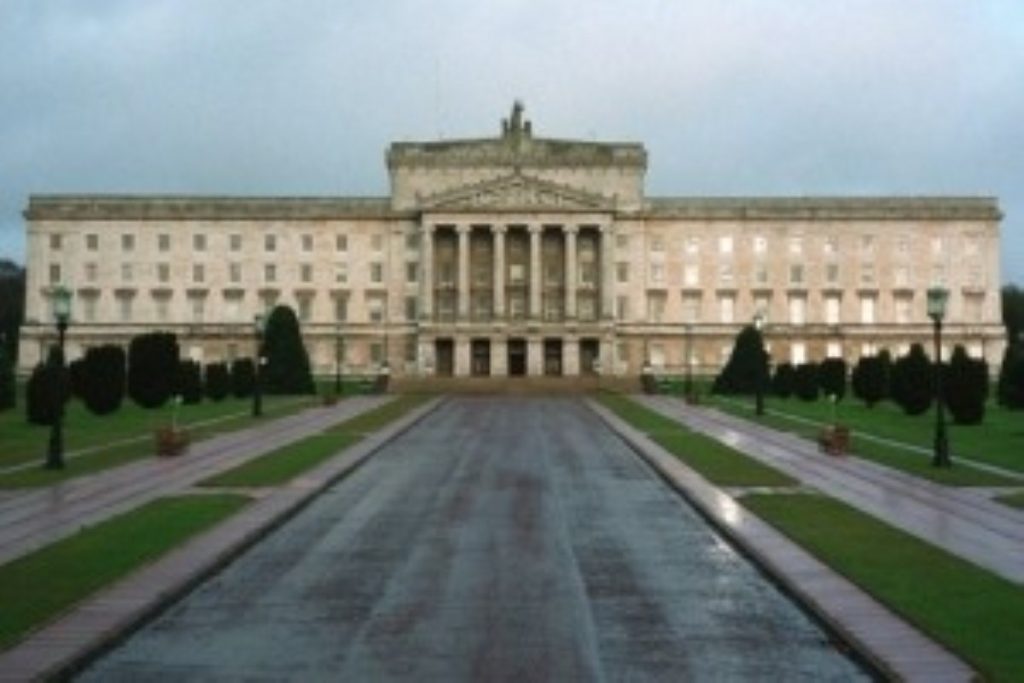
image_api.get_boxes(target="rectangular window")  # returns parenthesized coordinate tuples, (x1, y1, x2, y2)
(718, 235, 733, 254)
(753, 235, 767, 254)
(616, 262, 629, 284)
(335, 263, 348, 284)
(680, 264, 699, 287)
(791, 342, 807, 365)
(719, 294, 735, 324)
(931, 237, 944, 256)
(616, 295, 629, 321)
(826, 342, 842, 359)
(405, 296, 418, 321)
(824, 236, 838, 256)
(789, 295, 806, 325)
(650, 263, 665, 284)
(193, 234, 206, 251)
(119, 296, 133, 322)
(122, 234, 135, 252)
(860, 295, 876, 324)
(406, 262, 419, 283)
(300, 264, 313, 283)
(825, 295, 841, 325)
(789, 264, 804, 285)
(406, 233, 420, 251)
(334, 295, 348, 321)
(336, 234, 348, 251)
(650, 234, 664, 252)
(154, 296, 168, 322)
(615, 234, 629, 249)
(229, 263, 241, 283)
(86, 234, 99, 251)
(682, 294, 701, 323)
(861, 234, 876, 255)
(861, 264, 875, 286)
(371, 234, 384, 251)
(685, 237, 699, 255)
(49, 234, 62, 250)
(158, 234, 170, 252)
(754, 263, 769, 285)
(789, 236, 803, 255)
(301, 234, 314, 252)
(367, 294, 386, 323)
(265, 234, 277, 252)
(298, 297, 312, 322)
(190, 296, 205, 322)
(224, 295, 241, 322)
(83, 296, 97, 322)
(895, 296, 912, 324)
(370, 263, 384, 283)
(230, 234, 242, 251)
(894, 266, 910, 287)
(826, 263, 840, 284)
(264, 264, 276, 283)
(48, 264, 61, 284)
(718, 264, 734, 285)
(647, 293, 667, 323)
(158, 263, 170, 283)
(85, 262, 97, 283)
(192, 264, 204, 283)
(121, 263, 133, 282)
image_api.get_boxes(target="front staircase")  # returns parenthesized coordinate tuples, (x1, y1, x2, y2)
(390, 375, 640, 395)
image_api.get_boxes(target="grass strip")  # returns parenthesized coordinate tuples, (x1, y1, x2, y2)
(0, 397, 316, 489)
(598, 393, 796, 487)
(741, 492, 1024, 682)
(202, 394, 430, 488)
(710, 398, 1016, 487)
(995, 491, 1024, 510)
(0, 494, 249, 651)
(200, 433, 362, 488)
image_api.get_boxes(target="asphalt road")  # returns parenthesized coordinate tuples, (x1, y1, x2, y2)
(80, 397, 867, 682)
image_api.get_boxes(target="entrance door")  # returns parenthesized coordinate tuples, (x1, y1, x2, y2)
(435, 339, 454, 376)
(580, 338, 600, 374)
(544, 338, 563, 376)
(507, 338, 527, 376)
(471, 339, 491, 376)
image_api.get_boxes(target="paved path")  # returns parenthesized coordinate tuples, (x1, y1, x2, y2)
(80, 397, 867, 682)
(638, 395, 1024, 584)
(0, 396, 391, 565)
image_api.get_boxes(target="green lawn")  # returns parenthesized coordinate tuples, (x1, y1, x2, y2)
(742, 492, 1024, 682)
(995, 491, 1024, 510)
(708, 395, 1020, 486)
(597, 393, 796, 487)
(201, 394, 430, 488)
(0, 494, 249, 651)
(0, 395, 316, 488)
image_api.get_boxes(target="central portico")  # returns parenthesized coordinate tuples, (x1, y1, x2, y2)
(393, 102, 643, 378)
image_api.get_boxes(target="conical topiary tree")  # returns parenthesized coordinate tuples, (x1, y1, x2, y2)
(712, 325, 768, 396)
(997, 341, 1024, 409)
(262, 305, 315, 395)
(892, 344, 933, 416)
(0, 345, 15, 412)
(128, 332, 180, 409)
(818, 358, 847, 401)
(943, 345, 988, 425)
(793, 362, 820, 401)
(204, 362, 230, 402)
(175, 360, 203, 405)
(230, 358, 256, 398)
(77, 345, 127, 416)
(25, 347, 69, 426)
(772, 362, 795, 398)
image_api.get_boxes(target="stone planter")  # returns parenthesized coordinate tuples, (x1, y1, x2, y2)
(817, 425, 851, 456)
(155, 427, 189, 457)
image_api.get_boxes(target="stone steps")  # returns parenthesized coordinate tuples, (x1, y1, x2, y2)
(391, 376, 640, 394)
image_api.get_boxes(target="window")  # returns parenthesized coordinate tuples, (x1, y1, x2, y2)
(367, 294, 386, 323)
(650, 344, 665, 369)
(753, 295, 770, 319)
(336, 234, 348, 251)
(224, 294, 241, 322)
(789, 295, 806, 325)
(860, 295, 876, 324)
(49, 234, 62, 250)
(647, 293, 666, 323)
(718, 235, 733, 255)
(406, 262, 419, 283)
(824, 236, 838, 256)
(122, 234, 135, 252)
(121, 263, 133, 283)
(826, 342, 842, 359)
(896, 236, 910, 257)
(616, 234, 629, 249)
(193, 234, 206, 251)
(83, 296, 97, 322)
(371, 234, 384, 251)
(650, 263, 665, 284)
(157, 234, 170, 252)
(86, 234, 99, 251)
(931, 237, 944, 256)
(685, 236, 700, 255)
(719, 294, 735, 323)
(190, 296, 205, 322)
(118, 295, 133, 322)
(616, 295, 629, 320)
(301, 234, 314, 252)
(826, 263, 840, 284)
(895, 296, 912, 324)
(791, 342, 807, 365)
(230, 234, 242, 251)
(84, 262, 97, 283)
(264, 264, 276, 283)
(683, 264, 699, 287)
(789, 264, 804, 285)
(370, 342, 383, 364)
(825, 295, 841, 325)
(860, 264, 875, 286)
(335, 263, 348, 284)
(861, 234, 876, 255)
(718, 264, 734, 285)
(48, 264, 61, 284)
(405, 296, 418, 320)
(370, 263, 384, 283)
(300, 264, 313, 283)
(616, 263, 629, 284)
(298, 297, 312, 322)
(334, 295, 348, 321)
(192, 264, 205, 283)
(650, 234, 664, 252)
(754, 264, 769, 285)
(229, 263, 241, 283)
(965, 295, 983, 323)
(264, 234, 277, 252)
(753, 235, 767, 254)
(894, 266, 910, 287)
(682, 294, 701, 323)
(154, 296, 169, 322)
(406, 233, 420, 251)
(158, 263, 170, 283)
(789, 236, 803, 255)
(932, 265, 947, 286)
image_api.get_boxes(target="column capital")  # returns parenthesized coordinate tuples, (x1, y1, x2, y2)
(420, 223, 437, 235)
(527, 224, 543, 235)
(563, 225, 580, 235)
(491, 224, 508, 235)
(455, 224, 472, 235)
(598, 223, 615, 235)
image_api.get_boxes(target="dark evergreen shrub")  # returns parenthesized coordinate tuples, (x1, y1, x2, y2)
(204, 362, 230, 402)
(997, 342, 1024, 409)
(943, 346, 988, 425)
(712, 325, 768, 395)
(25, 347, 69, 426)
(128, 332, 179, 409)
(0, 345, 15, 411)
(793, 362, 820, 401)
(818, 358, 847, 401)
(892, 344, 933, 416)
(772, 362, 795, 398)
(262, 306, 315, 395)
(230, 358, 255, 398)
(68, 357, 87, 399)
(78, 345, 126, 416)
(175, 360, 203, 405)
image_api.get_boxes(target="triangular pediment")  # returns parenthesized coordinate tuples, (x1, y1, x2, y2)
(418, 172, 613, 211)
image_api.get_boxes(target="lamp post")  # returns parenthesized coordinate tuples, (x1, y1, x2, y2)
(45, 286, 72, 470)
(252, 313, 265, 418)
(753, 311, 766, 417)
(927, 287, 950, 468)
(684, 322, 694, 399)
(334, 323, 343, 395)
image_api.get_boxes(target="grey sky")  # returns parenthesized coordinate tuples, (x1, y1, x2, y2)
(2, 1, 1022, 281)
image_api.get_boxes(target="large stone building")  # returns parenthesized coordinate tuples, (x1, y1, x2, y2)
(20, 104, 1004, 378)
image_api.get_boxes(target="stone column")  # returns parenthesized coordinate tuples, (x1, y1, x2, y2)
(600, 224, 616, 319)
(420, 224, 434, 321)
(456, 224, 471, 321)
(529, 224, 542, 320)
(564, 225, 578, 320)
(564, 336, 580, 376)
(527, 337, 543, 376)
(492, 225, 507, 319)
(454, 336, 471, 377)
(491, 337, 508, 376)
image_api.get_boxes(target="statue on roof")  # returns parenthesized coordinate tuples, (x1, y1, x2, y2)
(501, 100, 531, 138)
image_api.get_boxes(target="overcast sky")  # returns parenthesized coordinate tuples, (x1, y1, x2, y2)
(2, 1, 1022, 281)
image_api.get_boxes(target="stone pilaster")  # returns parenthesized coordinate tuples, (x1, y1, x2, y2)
(420, 224, 434, 321)
(454, 335, 471, 377)
(600, 224, 616, 319)
(456, 224, 471, 321)
(529, 224, 542, 320)
(563, 336, 580, 376)
(527, 336, 543, 376)
(491, 337, 508, 376)
(564, 225, 578, 320)
(492, 225, 507, 319)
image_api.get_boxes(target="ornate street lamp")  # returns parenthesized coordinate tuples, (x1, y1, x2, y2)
(45, 286, 72, 470)
(753, 311, 766, 416)
(334, 322, 343, 395)
(252, 313, 265, 418)
(927, 287, 950, 468)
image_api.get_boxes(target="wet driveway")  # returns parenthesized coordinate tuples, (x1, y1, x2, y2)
(80, 397, 868, 682)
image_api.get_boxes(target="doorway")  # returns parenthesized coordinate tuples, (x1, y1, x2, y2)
(581, 338, 600, 374)
(507, 338, 526, 376)
(435, 339, 454, 376)
(544, 338, 563, 376)
(471, 339, 491, 376)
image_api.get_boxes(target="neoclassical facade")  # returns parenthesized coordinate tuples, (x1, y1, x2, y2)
(20, 105, 1005, 377)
